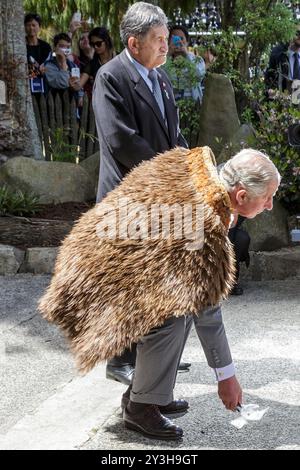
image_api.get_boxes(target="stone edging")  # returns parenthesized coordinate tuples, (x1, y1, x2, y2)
(0, 244, 300, 279)
(0, 245, 58, 275)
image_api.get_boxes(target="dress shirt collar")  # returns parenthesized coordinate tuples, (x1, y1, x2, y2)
(125, 48, 158, 91)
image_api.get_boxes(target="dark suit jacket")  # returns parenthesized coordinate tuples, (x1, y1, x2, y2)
(264, 43, 290, 92)
(92, 49, 188, 201)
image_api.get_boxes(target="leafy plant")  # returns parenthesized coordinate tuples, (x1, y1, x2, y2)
(240, 85, 300, 213)
(0, 185, 41, 216)
(163, 55, 203, 147)
(176, 97, 201, 148)
(50, 127, 78, 163)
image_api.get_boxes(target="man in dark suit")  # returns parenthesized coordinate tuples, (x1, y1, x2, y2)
(91, 4, 281, 441)
(228, 216, 250, 295)
(93, 2, 189, 386)
(265, 28, 300, 96)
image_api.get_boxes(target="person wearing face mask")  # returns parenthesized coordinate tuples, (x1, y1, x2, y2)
(44, 33, 82, 95)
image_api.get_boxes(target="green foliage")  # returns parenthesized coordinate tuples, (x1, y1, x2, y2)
(50, 128, 78, 162)
(242, 84, 300, 213)
(176, 97, 201, 148)
(196, 1, 294, 83)
(163, 55, 202, 95)
(0, 185, 41, 216)
(163, 55, 202, 148)
(23, 0, 196, 50)
(203, 28, 241, 76)
(236, 0, 294, 50)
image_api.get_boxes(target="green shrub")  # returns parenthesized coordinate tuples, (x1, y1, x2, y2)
(50, 128, 78, 163)
(163, 56, 202, 147)
(246, 90, 300, 213)
(0, 185, 41, 216)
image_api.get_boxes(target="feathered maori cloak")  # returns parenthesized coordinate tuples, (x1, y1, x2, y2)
(39, 146, 236, 373)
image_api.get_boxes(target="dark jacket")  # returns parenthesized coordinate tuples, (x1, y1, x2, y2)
(265, 43, 290, 92)
(92, 49, 188, 201)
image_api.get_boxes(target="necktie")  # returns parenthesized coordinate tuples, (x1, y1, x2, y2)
(293, 52, 300, 79)
(148, 69, 165, 119)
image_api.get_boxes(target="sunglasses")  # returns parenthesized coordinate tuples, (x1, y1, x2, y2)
(90, 40, 104, 48)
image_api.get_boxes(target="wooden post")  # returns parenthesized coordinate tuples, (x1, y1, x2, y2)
(39, 94, 51, 160)
(62, 89, 70, 141)
(87, 101, 96, 157)
(31, 94, 43, 144)
(70, 95, 78, 149)
(55, 92, 63, 129)
(79, 94, 89, 159)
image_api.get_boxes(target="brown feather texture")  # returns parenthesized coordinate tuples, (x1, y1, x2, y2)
(38, 146, 236, 374)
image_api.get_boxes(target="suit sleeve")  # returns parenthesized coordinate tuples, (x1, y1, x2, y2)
(93, 71, 156, 170)
(193, 305, 233, 368)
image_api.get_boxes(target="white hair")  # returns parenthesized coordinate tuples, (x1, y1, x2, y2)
(219, 148, 281, 198)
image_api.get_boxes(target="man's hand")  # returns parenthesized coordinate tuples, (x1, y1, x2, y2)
(218, 375, 242, 411)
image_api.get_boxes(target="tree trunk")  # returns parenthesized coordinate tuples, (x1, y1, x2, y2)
(0, 0, 43, 159)
(215, 0, 237, 30)
(0, 216, 74, 249)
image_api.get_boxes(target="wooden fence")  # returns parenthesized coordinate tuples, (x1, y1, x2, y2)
(32, 90, 99, 161)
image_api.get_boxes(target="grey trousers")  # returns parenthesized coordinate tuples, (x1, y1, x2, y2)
(130, 305, 232, 406)
(130, 315, 193, 406)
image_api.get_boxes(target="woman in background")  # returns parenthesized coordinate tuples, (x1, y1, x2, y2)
(80, 27, 115, 97)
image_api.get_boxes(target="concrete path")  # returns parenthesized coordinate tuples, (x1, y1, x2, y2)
(0, 275, 299, 450)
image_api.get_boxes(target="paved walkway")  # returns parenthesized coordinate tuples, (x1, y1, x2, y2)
(0, 275, 299, 450)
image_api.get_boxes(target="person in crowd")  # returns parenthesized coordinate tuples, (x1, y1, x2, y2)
(24, 13, 51, 93)
(91, 3, 190, 386)
(44, 33, 81, 95)
(76, 32, 95, 98)
(66, 17, 94, 66)
(78, 32, 94, 67)
(201, 46, 217, 70)
(265, 26, 300, 97)
(79, 27, 115, 93)
(166, 24, 206, 103)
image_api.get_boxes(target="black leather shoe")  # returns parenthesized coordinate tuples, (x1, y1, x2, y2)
(178, 362, 191, 371)
(106, 364, 134, 385)
(159, 399, 189, 415)
(121, 395, 189, 415)
(124, 403, 183, 440)
(230, 284, 244, 296)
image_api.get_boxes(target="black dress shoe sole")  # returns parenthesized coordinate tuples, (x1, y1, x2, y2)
(159, 404, 189, 415)
(124, 420, 183, 441)
(178, 362, 191, 371)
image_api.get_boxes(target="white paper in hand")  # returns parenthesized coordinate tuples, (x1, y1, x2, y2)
(231, 403, 269, 429)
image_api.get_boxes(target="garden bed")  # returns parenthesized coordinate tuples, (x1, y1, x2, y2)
(0, 201, 94, 250)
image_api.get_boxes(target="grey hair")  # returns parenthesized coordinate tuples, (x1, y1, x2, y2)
(219, 148, 281, 198)
(120, 2, 168, 46)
